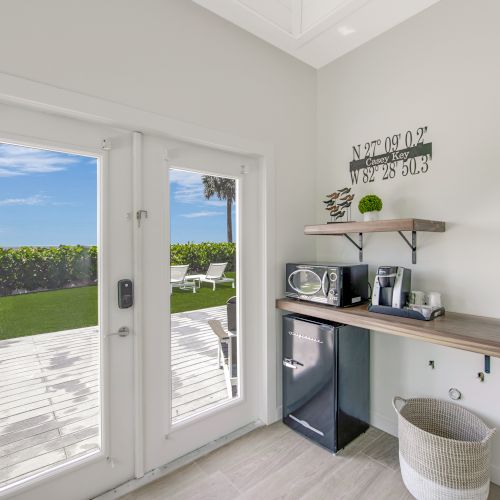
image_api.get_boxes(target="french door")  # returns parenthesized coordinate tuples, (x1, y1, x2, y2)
(0, 103, 135, 499)
(0, 101, 267, 497)
(141, 134, 265, 470)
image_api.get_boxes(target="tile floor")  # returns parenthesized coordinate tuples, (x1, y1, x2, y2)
(121, 422, 500, 500)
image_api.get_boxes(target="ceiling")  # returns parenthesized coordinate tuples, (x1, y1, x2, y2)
(192, 0, 441, 68)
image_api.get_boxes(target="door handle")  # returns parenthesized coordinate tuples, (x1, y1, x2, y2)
(106, 326, 131, 338)
(283, 358, 302, 369)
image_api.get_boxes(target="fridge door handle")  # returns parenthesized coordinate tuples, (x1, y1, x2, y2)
(283, 358, 302, 369)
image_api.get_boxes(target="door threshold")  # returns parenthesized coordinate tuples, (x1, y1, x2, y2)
(93, 420, 263, 500)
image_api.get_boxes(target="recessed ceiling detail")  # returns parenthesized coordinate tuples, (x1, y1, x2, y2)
(193, 0, 442, 68)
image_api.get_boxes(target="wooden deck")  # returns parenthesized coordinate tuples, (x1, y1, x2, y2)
(0, 326, 100, 489)
(171, 306, 232, 423)
(0, 305, 232, 487)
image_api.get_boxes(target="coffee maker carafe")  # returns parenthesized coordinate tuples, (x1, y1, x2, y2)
(372, 266, 411, 309)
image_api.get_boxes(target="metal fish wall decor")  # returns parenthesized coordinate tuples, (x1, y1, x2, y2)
(323, 188, 354, 223)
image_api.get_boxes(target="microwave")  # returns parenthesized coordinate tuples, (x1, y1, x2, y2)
(285, 263, 369, 307)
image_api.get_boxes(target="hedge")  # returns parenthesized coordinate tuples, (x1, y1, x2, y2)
(170, 242, 236, 274)
(0, 243, 235, 297)
(0, 242, 236, 297)
(0, 246, 97, 297)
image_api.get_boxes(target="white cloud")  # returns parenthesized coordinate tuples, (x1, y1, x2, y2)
(169, 168, 231, 208)
(205, 199, 227, 207)
(181, 211, 224, 218)
(0, 194, 49, 206)
(0, 143, 80, 177)
(170, 169, 204, 204)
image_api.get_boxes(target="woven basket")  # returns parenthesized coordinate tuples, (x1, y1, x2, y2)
(393, 397, 495, 500)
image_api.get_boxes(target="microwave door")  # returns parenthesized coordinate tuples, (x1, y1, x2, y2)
(288, 269, 323, 297)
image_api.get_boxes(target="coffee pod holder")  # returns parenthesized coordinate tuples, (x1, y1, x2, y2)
(368, 304, 445, 321)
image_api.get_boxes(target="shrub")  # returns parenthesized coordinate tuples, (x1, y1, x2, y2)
(358, 194, 383, 214)
(170, 242, 236, 273)
(0, 245, 97, 296)
(0, 242, 236, 297)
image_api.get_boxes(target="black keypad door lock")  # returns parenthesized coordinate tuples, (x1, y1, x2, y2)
(118, 279, 134, 309)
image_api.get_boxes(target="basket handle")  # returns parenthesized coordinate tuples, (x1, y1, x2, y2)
(482, 427, 496, 444)
(392, 396, 407, 414)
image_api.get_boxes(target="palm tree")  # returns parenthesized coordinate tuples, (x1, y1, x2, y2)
(202, 176, 236, 243)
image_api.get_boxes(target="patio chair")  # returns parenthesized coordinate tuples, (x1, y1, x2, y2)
(208, 319, 237, 393)
(187, 262, 235, 291)
(170, 265, 196, 294)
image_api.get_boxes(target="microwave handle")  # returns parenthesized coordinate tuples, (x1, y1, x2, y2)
(321, 271, 329, 296)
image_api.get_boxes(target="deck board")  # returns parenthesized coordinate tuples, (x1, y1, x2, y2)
(171, 305, 235, 423)
(0, 327, 100, 487)
(0, 304, 235, 486)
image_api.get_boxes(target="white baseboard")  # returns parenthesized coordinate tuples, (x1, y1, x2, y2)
(370, 411, 398, 437)
(267, 405, 282, 424)
(93, 420, 263, 500)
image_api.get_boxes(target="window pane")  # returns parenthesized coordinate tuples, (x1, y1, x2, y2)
(0, 142, 101, 488)
(169, 168, 239, 424)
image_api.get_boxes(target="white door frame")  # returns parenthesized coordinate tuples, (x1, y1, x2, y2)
(0, 72, 278, 481)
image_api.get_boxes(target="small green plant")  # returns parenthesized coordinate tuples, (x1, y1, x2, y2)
(358, 195, 383, 214)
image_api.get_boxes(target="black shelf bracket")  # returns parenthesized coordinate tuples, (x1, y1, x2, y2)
(398, 231, 417, 264)
(344, 233, 363, 262)
(485, 355, 491, 374)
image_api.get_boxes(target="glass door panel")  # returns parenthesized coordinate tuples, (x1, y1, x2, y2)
(169, 168, 239, 424)
(0, 142, 101, 488)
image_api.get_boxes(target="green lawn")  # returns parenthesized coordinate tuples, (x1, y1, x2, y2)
(0, 273, 236, 340)
(170, 272, 236, 314)
(0, 286, 98, 341)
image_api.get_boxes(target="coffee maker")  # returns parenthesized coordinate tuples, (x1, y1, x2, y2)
(371, 266, 411, 309)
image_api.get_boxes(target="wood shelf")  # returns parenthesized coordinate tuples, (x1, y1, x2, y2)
(304, 218, 445, 264)
(304, 218, 445, 235)
(276, 298, 500, 358)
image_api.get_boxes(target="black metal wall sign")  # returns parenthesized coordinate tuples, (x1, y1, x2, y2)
(350, 127, 432, 185)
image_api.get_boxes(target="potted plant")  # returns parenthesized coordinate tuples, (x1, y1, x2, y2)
(358, 194, 383, 221)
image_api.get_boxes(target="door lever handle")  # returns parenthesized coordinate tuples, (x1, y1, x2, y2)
(283, 358, 302, 369)
(106, 326, 131, 338)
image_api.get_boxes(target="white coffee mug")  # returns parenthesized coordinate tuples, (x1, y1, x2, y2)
(427, 292, 442, 308)
(410, 291, 425, 306)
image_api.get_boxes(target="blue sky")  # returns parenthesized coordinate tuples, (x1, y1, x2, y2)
(0, 142, 97, 247)
(170, 169, 235, 243)
(0, 144, 233, 247)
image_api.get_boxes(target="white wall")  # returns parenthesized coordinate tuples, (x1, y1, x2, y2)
(0, 0, 317, 422)
(316, 0, 500, 482)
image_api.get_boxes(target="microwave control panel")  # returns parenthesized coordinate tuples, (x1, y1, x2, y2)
(327, 267, 340, 306)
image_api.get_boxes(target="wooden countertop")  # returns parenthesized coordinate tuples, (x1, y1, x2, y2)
(276, 298, 500, 358)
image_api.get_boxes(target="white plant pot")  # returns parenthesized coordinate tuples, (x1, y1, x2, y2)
(363, 211, 379, 222)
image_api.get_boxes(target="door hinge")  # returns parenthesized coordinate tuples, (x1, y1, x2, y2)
(136, 210, 148, 227)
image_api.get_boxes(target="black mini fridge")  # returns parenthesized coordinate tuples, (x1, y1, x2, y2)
(282, 314, 370, 453)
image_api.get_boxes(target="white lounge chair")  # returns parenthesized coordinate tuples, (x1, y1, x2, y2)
(170, 265, 197, 293)
(187, 262, 235, 291)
